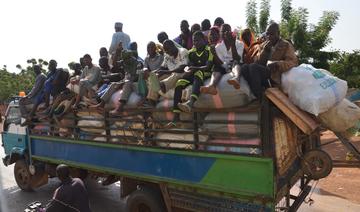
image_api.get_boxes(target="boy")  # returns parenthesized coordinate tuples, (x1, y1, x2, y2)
(166, 31, 214, 128)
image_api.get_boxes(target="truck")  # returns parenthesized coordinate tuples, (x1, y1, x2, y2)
(1, 88, 333, 212)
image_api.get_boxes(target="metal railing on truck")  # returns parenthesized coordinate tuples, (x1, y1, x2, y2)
(27, 100, 274, 157)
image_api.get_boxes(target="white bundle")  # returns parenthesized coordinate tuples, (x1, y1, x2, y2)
(282, 64, 348, 115)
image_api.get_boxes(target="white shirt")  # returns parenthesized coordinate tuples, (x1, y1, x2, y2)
(109, 31, 131, 55)
(162, 47, 189, 71)
(215, 40, 244, 65)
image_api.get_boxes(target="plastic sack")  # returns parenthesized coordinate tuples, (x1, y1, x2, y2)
(156, 133, 208, 149)
(77, 111, 104, 133)
(282, 64, 348, 115)
(66, 83, 80, 94)
(109, 90, 142, 109)
(194, 73, 254, 109)
(202, 112, 259, 135)
(318, 99, 360, 132)
(152, 99, 193, 128)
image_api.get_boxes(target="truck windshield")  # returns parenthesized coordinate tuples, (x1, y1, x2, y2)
(5, 106, 21, 126)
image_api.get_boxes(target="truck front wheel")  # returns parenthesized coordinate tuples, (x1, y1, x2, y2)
(14, 159, 33, 191)
(14, 160, 48, 191)
(126, 186, 166, 212)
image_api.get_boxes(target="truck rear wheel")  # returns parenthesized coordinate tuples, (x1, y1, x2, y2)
(126, 186, 166, 212)
(14, 160, 33, 191)
(301, 149, 333, 180)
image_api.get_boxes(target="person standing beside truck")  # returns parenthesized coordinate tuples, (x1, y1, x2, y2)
(45, 164, 91, 212)
(19, 65, 46, 118)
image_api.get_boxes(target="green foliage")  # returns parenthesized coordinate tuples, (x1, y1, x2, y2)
(330, 51, 360, 88)
(281, 0, 292, 22)
(285, 10, 339, 69)
(0, 59, 48, 102)
(245, 0, 340, 70)
(246, 0, 259, 34)
(259, 0, 271, 33)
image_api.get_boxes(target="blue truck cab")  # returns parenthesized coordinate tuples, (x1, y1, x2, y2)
(2, 97, 28, 166)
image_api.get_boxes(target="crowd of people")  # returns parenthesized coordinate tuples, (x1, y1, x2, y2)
(19, 17, 298, 128)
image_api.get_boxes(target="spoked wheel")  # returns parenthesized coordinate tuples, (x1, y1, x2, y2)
(14, 160, 33, 191)
(126, 186, 166, 212)
(301, 150, 333, 180)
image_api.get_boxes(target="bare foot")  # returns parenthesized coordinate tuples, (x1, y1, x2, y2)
(200, 85, 218, 95)
(227, 78, 241, 89)
(109, 104, 123, 115)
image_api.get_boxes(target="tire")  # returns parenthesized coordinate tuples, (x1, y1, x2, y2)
(301, 150, 333, 180)
(126, 186, 166, 212)
(14, 159, 33, 191)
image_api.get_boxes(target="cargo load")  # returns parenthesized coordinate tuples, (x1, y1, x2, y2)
(282, 64, 348, 115)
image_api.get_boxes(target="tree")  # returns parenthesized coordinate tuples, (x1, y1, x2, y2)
(246, 0, 259, 34)
(280, 0, 292, 22)
(245, 0, 340, 70)
(287, 10, 339, 69)
(330, 51, 360, 88)
(259, 0, 271, 33)
(0, 59, 49, 102)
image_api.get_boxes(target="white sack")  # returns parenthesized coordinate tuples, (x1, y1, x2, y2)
(282, 64, 348, 115)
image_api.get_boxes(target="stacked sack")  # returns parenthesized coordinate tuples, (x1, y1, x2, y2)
(194, 73, 254, 109)
(200, 112, 261, 154)
(282, 64, 360, 134)
(152, 99, 193, 128)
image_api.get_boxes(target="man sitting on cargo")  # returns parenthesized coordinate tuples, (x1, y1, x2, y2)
(70, 63, 83, 78)
(40, 68, 71, 117)
(157, 31, 182, 54)
(38, 60, 58, 111)
(174, 20, 193, 50)
(109, 50, 142, 114)
(200, 24, 244, 95)
(128, 41, 144, 64)
(19, 65, 46, 119)
(165, 31, 214, 128)
(226, 22, 298, 99)
(89, 56, 127, 110)
(137, 41, 164, 107)
(146, 39, 189, 103)
(45, 164, 91, 212)
(72, 54, 102, 109)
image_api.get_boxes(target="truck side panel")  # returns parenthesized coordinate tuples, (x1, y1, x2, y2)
(30, 136, 274, 201)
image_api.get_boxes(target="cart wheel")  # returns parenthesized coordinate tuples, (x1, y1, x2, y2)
(14, 160, 34, 191)
(126, 186, 166, 212)
(301, 150, 333, 180)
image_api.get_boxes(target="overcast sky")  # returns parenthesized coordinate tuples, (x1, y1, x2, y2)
(0, 0, 359, 73)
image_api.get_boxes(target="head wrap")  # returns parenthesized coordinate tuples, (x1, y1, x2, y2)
(115, 22, 123, 28)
